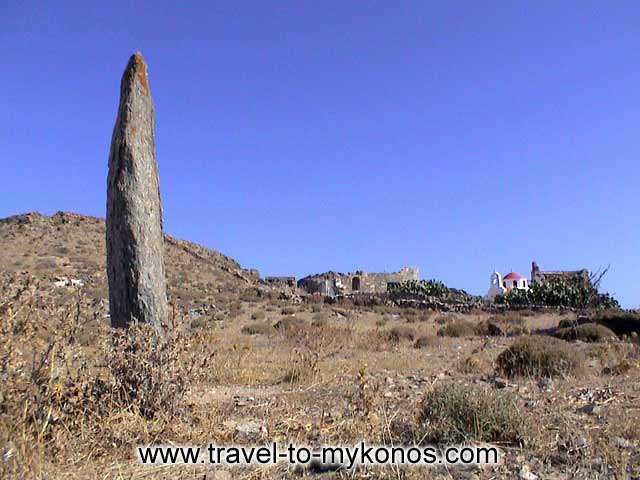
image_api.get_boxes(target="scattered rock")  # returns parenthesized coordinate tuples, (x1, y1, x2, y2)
(235, 421, 267, 440)
(537, 377, 553, 391)
(53, 277, 84, 288)
(212, 471, 232, 480)
(577, 403, 601, 415)
(494, 377, 509, 388)
(614, 436, 634, 449)
(519, 465, 538, 480)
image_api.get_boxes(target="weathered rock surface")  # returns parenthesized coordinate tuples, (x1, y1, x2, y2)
(106, 52, 168, 329)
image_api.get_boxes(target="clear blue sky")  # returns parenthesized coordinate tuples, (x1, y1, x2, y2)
(1, 1, 638, 307)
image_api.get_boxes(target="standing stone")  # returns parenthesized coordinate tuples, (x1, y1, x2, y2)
(106, 52, 168, 330)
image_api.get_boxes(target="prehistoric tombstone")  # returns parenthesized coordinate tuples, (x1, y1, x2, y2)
(106, 52, 168, 330)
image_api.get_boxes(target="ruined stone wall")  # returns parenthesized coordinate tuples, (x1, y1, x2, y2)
(264, 276, 297, 289)
(298, 267, 419, 297)
(531, 262, 592, 289)
(351, 267, 419, 294)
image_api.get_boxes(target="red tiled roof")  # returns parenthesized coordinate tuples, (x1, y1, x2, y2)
(503, 272, 525, 281)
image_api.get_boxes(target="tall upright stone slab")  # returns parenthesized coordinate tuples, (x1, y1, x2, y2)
(106, 52, 168, 330)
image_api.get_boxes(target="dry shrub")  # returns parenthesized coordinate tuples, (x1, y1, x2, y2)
(0, 288, 214, 477)
(434, 314, 450, 325)
(603, 359, 638, 376)
(281, 322, 352, 352)
(416, 382, 530, 445)
(357, 329, 395, 352)
(609, 412, 640, 441)
(105, 323, 205, 419)
(274, 316, 306, 330)
(414, 335, 440, 349)
(280, 348, 320, 384)
(250, 310, 266, 320)
(241, 321, 273, 335)
(311, 312, 329, 327)
(476, 313, 529, 337)
(585, 341, 628, 365)
(417, 311, 435, 322)
(228, 301, 243, 319)
(387, 325, 416, 342)
(403, 309, 418, 322)
(459, 354, 485, 374)
(558, 318, 577, 329)
(554, 323, 617, 342)
(588, 309, 640, 336)
(280, 306, 296, 315)
(279, 324, 353, 383)
(496, 336, 585, 378)
(332, 307, 351, 318)
(437, 319, 476, 337)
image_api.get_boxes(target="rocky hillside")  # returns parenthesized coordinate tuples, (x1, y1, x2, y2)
(0, 211, 261, 310)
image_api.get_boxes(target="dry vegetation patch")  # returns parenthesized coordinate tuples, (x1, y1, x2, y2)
(241, 321, 273, 335)
(437, 318, 476, 337)
(554, 322, 617, 342)
(496, 336, 585, 378)
(415, 382, 531, 445)
(387, 325, 416, 342)
(414, 335, 440, 349)
(588, 309, 640, 336)
(475, 312, 530, 337)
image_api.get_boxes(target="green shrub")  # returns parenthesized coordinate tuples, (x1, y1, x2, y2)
(496, 336, 584, 378)
(554, 323, 617, 342)
(416, 382, 530, 445)
(494, 281, 619, 309)
(388, 279, 449, 298)
(437, 319, 476, 337)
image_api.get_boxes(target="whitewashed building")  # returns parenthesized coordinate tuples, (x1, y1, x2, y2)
(485, 271, 529, 300)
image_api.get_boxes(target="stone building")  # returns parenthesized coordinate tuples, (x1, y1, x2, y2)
(298, 267, 419, 297)
(531, 261, 591, 289)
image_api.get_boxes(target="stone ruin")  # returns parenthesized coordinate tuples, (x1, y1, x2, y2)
(531, 261, 592, 289)
(297, 267, 419, 297)
(264, 276, 297, 290)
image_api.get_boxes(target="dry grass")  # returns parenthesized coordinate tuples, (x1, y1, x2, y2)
(1, 254, 639, 479)
(414, 335, 440, 349)
(387, 325, 416, 342)
(437, 318, 476, 337)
